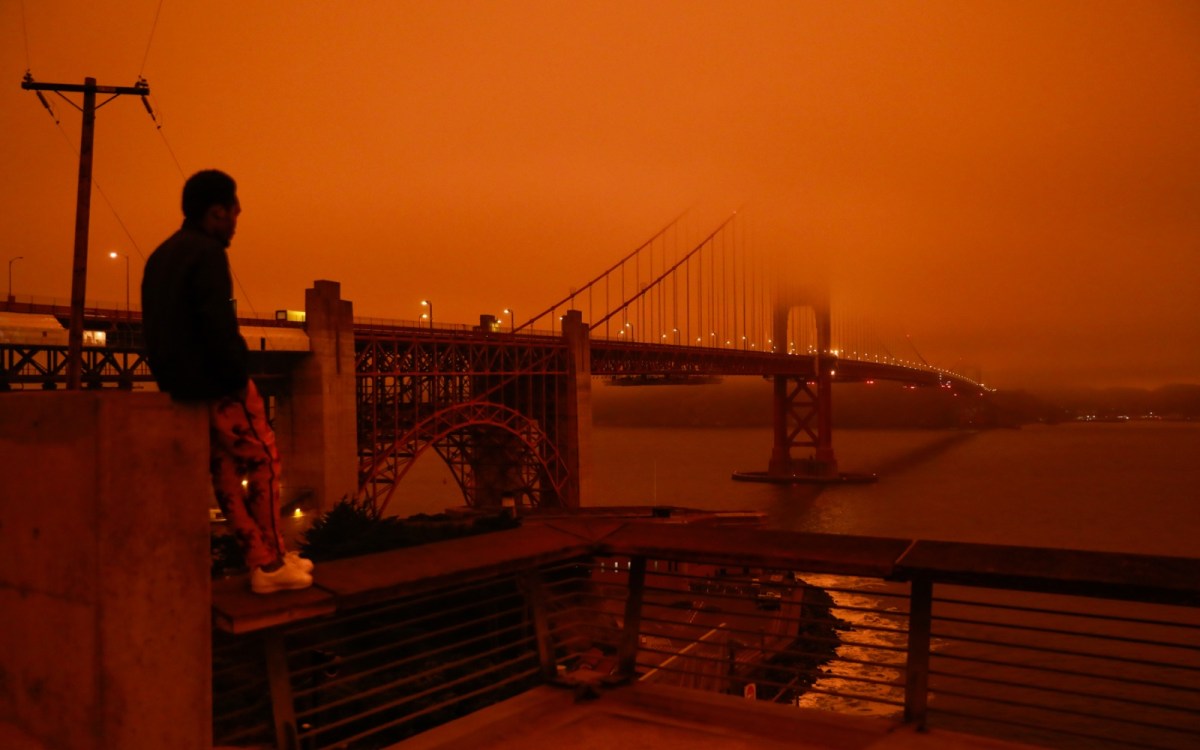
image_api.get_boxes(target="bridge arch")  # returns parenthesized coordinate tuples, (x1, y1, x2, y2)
(357, 400, 570, 516)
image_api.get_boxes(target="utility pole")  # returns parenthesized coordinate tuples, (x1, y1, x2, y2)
(21, 74, 150, 389)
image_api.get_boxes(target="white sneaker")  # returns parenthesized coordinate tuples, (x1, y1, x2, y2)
(284, 550, 315, 573)
(251, 563, 313, 594)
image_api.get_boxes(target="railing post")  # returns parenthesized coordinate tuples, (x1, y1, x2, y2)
(264, 630, 299, 750)
(904, 575, 933, 729)
(616, 556, 648, 680)
(519, 571, 559, 681)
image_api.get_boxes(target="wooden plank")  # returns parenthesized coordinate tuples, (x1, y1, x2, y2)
(210, 576, 336, 635)
(311, 525, 593, 611)
(895, 540, 1200, 605)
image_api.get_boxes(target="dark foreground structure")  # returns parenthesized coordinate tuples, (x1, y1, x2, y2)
(2, 378, 1197, 749)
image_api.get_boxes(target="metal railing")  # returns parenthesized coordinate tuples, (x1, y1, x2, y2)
(213, 525, 1200, 749)
(213, 572, 547, 749)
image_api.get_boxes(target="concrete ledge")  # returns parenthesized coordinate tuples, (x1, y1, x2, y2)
(0, 391, 212, 750)
(211, 524, 595, 633)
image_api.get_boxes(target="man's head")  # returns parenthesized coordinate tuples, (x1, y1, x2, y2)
(182, 169, 240, 243)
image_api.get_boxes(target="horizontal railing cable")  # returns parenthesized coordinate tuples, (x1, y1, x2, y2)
(927, 668, 1199, 715)
(929, 630, 1200, 672)
(291, 619, 531, 697)
(307, 663, 541, 748)
(930, 650, 1199, 693)
(294, 635, 536, 722)
(933, 594, 1200, 630)
(931, 612, 1200, 652)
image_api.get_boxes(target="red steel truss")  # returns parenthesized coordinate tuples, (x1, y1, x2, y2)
(355, 327, 572, 515)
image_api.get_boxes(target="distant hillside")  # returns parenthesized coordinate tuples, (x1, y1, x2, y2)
(591, 378, 1200, 428)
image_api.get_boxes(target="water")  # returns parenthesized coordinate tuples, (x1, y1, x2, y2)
(588, 421, 1200, 557)
(597, 422, 1200, 746)
(397, 421, 1200, 745)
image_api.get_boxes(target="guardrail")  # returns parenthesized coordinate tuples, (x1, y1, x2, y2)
(212, 522, 1199, 750)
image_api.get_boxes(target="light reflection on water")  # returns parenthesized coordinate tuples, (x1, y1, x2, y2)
(792, 574, 909, 719)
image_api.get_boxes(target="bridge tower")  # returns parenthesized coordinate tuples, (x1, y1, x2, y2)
(736, 284, 870, 484)
(767, 291, 838, 480)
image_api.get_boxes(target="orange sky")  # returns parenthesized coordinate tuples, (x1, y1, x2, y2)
(2, 1, 1197, 390)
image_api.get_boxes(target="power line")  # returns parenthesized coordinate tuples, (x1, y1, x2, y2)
(138, 0, 165, 76)
(45, 119, 147, 261)
(19, 0, 33, 69)
(21, 75, 151, 389)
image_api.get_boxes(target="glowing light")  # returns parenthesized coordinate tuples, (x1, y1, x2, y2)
(293, 508, 304, 518)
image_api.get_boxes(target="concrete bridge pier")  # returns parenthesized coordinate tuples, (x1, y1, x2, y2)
(274, 280, 358, 514)
(561, 310, 592, 509)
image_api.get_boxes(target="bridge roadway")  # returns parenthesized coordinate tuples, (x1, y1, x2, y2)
(0, 301, 983, 393)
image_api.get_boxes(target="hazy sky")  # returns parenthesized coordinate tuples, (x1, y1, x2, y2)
(2, 1, 1197, 390)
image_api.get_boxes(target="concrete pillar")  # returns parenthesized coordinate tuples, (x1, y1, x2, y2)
(0, 392, 211, 750)
(561, 310, 592, 509)
(280, 280, 358, 514)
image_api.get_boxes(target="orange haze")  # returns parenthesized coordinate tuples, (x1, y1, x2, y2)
(2, 1, 1197, 389)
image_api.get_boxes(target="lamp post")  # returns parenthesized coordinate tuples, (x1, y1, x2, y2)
(503, 307, 515, 333)
(421, 299, 433, 330)
(108, 251, 129, 312)
(7, 256, 22, 303)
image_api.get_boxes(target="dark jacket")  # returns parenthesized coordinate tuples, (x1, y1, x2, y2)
(141, 223, 249, 400)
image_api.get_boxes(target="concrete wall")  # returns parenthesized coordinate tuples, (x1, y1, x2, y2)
(0, 392, 212, 750)
(561, 310, 593, 508)
(277, 280, 358, 514)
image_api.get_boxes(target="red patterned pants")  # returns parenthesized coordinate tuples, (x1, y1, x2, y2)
(210, 379, 285, 569)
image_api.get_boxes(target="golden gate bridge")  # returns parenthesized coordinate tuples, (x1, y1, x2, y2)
(0, 211, 988, 516)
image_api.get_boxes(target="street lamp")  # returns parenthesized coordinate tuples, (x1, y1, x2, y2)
(503, 307, 515, 333)
(109, 251, 129, 312)
(420, 299, 433, 329)
(7, 256, 22, 303)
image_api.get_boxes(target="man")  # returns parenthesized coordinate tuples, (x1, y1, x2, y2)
(142, 169, 314, 594)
